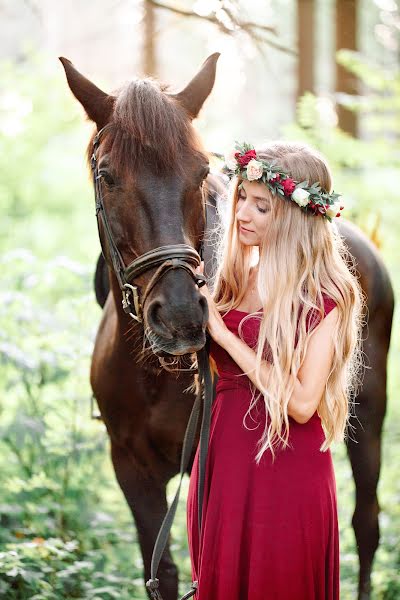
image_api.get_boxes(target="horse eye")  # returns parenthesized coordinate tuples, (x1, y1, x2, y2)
(203, 166, 210, 179)
(99, 170, 115, 186)
(200, 165, 210, 183)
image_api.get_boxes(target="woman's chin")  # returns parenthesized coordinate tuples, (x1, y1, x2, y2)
(239, 231, 259, 246)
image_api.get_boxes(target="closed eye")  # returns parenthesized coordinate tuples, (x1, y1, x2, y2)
(238, 193, 270, 214)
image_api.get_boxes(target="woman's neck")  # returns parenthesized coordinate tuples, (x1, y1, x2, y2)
(235, 267, 262, 312)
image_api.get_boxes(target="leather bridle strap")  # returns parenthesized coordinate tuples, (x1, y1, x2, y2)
(124, 245, 201, 281)
(92, 142, 127, 291)
(146, 344, 213, 600)
(90, 128, 206, 321)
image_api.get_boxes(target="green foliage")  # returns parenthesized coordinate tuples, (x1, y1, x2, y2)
(0, 537, 133, 599)
(287, 51, 400, 169)
(336, 50, 400, 160)
(0, 250, 94, 533)
(0, 251, 147, 598)
(284, 52, 400, 240)
(0, 55, 97, 261)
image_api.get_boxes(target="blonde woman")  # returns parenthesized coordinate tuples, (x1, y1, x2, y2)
(187, 141, 364, 600)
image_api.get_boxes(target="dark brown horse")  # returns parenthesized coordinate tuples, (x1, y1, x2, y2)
(60, 56, 394, 600)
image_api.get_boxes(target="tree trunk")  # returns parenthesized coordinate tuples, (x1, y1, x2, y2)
(297, 0, 315, 99)
(336, 0, 358, 136)
(143, 0, 157, 76)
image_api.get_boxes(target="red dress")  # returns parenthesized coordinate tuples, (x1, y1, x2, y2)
(187, 296, 339, 600)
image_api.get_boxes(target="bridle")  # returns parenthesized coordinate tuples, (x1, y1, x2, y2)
(90, 125, 207, 323)
(90, 125, 213, 600)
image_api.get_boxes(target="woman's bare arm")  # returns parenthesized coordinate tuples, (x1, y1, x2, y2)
(215, 308, 339, 425)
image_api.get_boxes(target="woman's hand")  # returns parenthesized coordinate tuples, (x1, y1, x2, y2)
(196, 262, 229, 346)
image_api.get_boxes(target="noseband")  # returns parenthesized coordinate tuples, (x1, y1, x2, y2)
(90, 126, 207, 322)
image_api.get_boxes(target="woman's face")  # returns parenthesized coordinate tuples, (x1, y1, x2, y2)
(235, 179, 272, 246)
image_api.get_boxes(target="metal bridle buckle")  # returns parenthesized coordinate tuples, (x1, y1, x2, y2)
(195, 273, 207, 288)
(180, 581, 198, 599)
(122, 283, 141, 322)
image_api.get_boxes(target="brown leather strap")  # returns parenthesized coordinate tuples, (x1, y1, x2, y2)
(146, 345, 213, 600)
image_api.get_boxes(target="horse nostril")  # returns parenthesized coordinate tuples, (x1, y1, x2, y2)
(199, 294, 208, 325)
(147, 299, 174, 340)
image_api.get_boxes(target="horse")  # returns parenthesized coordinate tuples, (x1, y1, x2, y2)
(60, 56, 394, 600)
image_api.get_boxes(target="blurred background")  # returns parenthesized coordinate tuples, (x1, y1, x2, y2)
(0, 1, 399, 598)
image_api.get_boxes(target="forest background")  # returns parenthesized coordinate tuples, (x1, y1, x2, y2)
(0, 0, 399, 598)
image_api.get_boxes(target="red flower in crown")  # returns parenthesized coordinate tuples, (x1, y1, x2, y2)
(270, 174, 281, 184)
(235, 149, 257, 167)
(282, 178, 296, 196)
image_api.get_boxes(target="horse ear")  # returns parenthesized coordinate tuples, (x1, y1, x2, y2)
(59, 57, 114, 129)
(173, 53, 220, 119)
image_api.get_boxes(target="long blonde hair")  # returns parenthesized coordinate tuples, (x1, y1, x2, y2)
(213, 141, 365, 463)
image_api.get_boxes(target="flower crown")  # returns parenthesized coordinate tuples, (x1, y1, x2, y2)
(224, 142, 344, 221)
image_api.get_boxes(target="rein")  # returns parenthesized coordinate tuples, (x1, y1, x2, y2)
(90, 127, 214, 599)
(146, 345, 213, 600)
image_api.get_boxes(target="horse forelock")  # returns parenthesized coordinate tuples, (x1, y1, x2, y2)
(104, 77, 206, 176)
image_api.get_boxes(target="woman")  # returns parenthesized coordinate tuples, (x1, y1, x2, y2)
(186, 141, 364, 600)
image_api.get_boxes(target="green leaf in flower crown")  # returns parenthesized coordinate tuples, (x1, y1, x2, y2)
(297, 180, 309, 189)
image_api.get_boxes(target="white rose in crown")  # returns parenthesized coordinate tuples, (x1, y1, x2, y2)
(326, 197, 344, 218)
(246, 159, 264, 181)
(291, 187, 311, 207)
(224, 148, 238, 170)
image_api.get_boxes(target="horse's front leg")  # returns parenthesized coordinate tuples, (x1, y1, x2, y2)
(346, 349, 387, 600)
(111, 441, 179, 600)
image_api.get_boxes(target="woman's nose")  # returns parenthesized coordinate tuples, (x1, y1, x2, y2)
(236, 202, 251, 222)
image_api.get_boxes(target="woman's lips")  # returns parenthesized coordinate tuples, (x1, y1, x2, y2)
(239, 225, 254, 233)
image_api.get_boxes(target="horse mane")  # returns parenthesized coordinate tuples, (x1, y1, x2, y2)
(88, 77, 207, 176)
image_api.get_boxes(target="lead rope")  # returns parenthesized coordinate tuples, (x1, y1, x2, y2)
(146, 343, 213, 600)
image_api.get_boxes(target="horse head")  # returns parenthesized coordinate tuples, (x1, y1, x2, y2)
(60, 54, 220, 356)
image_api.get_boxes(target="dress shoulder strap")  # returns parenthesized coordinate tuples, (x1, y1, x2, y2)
(322, 293, 337, 318)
